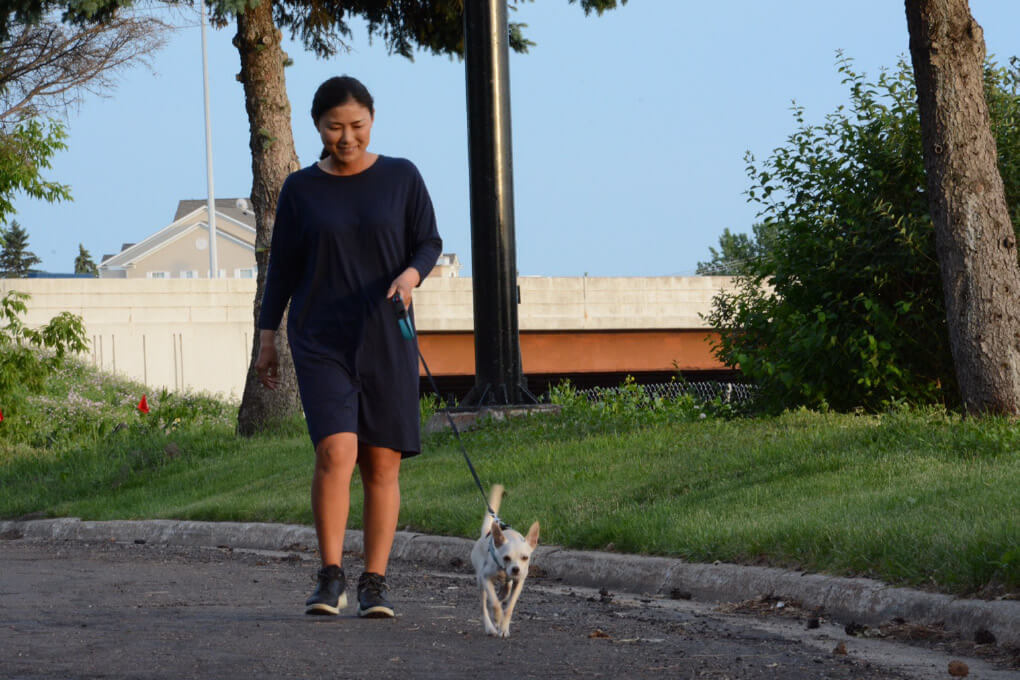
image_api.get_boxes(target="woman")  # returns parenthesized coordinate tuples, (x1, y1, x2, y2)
(254, 76, 442, 618)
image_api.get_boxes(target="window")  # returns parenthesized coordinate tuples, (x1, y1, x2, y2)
(147, 271, 169, 279)
(179, 270, 199, 279)
(206, 269, 227, 278)
(235, 267, 256, 279)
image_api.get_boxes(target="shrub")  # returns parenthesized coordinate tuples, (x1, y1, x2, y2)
(0, 290, 88, 398)
(706, 55, 1020, 412)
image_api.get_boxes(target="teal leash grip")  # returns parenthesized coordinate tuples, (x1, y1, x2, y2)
(392, 292, 416, 340)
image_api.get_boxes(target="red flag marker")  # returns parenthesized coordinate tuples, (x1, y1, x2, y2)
(137, 395, 150, 414)
(0, 408, 4, 422)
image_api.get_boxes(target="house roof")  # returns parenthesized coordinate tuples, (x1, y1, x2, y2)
(174, 198, 255, 227)
(100, 200, 255, 268)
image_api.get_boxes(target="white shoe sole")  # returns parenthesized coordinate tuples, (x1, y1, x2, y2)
(358, 604, 394, 618)
(305, 592, 348, 615)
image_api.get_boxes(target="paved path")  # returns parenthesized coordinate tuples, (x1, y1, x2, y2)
(3, 539, 1016, 679)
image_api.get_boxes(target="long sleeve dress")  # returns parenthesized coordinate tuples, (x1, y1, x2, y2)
(257, 156, 442, 456)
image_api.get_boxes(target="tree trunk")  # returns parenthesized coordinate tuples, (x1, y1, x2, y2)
(234, 0, 303, 435)
(905, 0, 1020, 415)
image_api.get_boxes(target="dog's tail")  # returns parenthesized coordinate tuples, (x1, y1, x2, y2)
(481, 484, 504, 536)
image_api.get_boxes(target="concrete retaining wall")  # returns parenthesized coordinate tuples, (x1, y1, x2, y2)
(1, 275, 735, 398)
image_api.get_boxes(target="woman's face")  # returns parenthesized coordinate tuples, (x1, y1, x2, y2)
(316, 99, 374, 170)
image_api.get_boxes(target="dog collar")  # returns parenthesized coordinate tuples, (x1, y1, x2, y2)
(487, 534, 506, 575)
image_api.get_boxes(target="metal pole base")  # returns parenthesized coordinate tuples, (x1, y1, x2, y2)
(458, 379, 539, 408)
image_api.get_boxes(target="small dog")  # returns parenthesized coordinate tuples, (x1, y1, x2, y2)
(470, 484, 540, 638)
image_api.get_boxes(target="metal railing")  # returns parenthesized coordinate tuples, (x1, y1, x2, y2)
(577, 380, 758, 405)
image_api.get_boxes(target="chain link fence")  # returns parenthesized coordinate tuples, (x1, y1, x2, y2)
(577, 380, 758, 405)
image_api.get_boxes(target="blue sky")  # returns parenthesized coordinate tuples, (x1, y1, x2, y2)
(10, 1, 1020, 276)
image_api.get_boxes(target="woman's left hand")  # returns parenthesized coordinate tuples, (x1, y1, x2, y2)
(387, 267, 421, 307)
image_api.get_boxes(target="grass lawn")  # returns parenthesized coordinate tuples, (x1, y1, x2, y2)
(1, 362, 1017, 597)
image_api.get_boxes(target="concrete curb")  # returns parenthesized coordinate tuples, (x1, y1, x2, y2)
(3, 517, 1017, 648)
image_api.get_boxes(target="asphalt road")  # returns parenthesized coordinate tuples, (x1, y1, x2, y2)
(1, 539, 1014, 679)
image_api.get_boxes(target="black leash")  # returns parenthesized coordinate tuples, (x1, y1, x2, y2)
(393, 294, 502, 524)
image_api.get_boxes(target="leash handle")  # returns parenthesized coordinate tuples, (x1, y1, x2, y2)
(391, 293, 416, 340)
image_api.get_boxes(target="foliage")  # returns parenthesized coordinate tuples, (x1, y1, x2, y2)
(545, 376, 746, 432)
(0, 290, 88, 404)
(0, 221, 41, 276)
(1, 11, 167, 122)
(418, 391, 447, 431)
(0, 354, 239, 495)
(0, 7, 166, 226)
(74, 243, 97, 275)
(987, 57, 1020, 236)
(5, 1, 626, 59)
(705, 55, 1020, 412)
(0, 119, 71, 226)
(696, 223, 777, 276)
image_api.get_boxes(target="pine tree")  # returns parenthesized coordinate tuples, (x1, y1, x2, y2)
(74, 243, 98, 276)
(0, 221, 41, 277)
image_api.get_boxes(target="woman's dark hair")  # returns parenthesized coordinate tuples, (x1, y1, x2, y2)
(311, 76, 374, 124)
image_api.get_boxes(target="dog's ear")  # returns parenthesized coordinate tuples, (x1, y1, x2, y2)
(525, 521, 540, 549)
(491, 522, 506, 548)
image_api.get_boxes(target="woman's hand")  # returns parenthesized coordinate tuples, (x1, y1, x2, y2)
(387, 267, 421, 308)
(254, 329, 281, 390)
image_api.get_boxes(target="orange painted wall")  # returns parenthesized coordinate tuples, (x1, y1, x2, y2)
(416, 330, 725, 376)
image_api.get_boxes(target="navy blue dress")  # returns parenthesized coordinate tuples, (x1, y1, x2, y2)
(257, 156, 442, 456)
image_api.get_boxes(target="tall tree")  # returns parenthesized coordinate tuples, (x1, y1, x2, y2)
(74, 242, 97, 275)
(231, 0, 303, 433)
(0, 221, 42, 276)
(905, 0, 1020, 415)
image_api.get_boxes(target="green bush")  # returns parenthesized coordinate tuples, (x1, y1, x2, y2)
(547, 376, 743, 433)
(706, 55, 1020, 412)
(0, 290, 88, 408)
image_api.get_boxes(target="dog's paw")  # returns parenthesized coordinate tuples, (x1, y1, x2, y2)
(498, 624, 511, 638)
(484, 622, 499, 637)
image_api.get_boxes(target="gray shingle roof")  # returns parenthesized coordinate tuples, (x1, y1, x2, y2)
(174, 199, 255, 228)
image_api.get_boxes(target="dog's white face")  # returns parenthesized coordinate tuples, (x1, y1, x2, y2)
(489, 522, 540, 580)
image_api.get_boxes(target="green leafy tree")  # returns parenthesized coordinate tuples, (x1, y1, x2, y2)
(0, 220, 42, 276)
(696, 223, 777, 276)
(74, 243, 98, 275)
(0, 119, 71, 226)
(705, 55, 1020, 412)
(0, 289, 88, 398)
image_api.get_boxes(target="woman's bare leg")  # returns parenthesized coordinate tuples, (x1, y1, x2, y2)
(357, 444, 402, 575)
(311, 432, 358, 567)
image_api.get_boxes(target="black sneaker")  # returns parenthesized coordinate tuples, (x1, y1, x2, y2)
(357, 572, 394, 618)
(305, 565, 347, 615)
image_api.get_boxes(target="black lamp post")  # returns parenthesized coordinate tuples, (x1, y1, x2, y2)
(461, 0, 535, 406)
